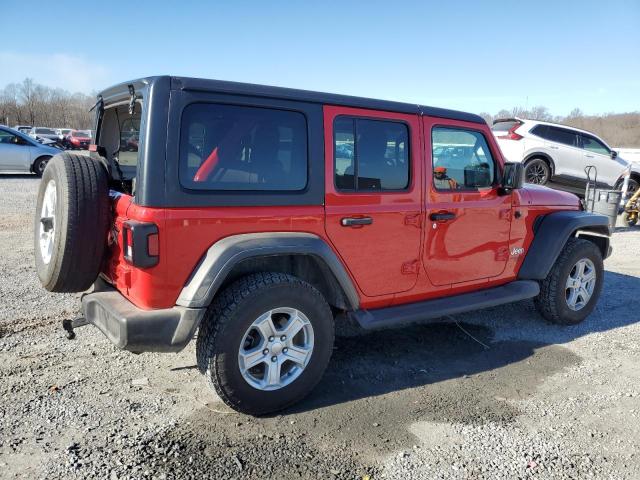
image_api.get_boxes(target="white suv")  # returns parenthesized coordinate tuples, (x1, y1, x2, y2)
(492, 118, 639, 196)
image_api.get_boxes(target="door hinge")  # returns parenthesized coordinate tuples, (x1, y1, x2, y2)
(404, 213, 422, 228)
(401, 260, 420, 275)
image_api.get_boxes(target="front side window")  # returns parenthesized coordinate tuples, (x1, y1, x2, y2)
(180, 103, 308, 191)
(546, 127, 578, 147)
(581, 135, 610, 156)
(334, 117, 409, 191)
(432, 127, 495, 190)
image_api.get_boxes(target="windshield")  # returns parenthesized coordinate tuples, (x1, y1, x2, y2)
(37, 128, 56, 135)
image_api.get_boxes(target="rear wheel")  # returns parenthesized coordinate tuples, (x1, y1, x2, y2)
(524, 158, 550, 185)
(534, 238, 603, 325)
(196, 272, 334, 415)
(34, 152, 110, 292)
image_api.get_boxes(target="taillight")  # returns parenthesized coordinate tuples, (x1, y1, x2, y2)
(498, 124, 523, 140)
(122, 221, 159, 268)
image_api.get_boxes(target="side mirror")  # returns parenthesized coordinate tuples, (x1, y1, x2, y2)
(501, 162, 524, 193)
(611, 150, 618, 159)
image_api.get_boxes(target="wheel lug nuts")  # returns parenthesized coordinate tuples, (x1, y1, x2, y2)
(271, 356, 277, 362)
(263, 349, 268, 355)
(268, 336, 274, 342)
(283, 348, 288, 353)
(280, 335, 286, 341)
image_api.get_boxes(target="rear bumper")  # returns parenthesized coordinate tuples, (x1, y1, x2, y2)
(81, 282, 205, 353)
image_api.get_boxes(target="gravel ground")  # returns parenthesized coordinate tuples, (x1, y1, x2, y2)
(1, 174, 639, 479)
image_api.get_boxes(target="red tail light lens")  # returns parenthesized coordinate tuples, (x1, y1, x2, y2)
(122, 221, 159, 268)
(498, 124, 523, 140)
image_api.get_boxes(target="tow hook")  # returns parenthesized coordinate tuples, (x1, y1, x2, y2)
(62, 318, 89, 340)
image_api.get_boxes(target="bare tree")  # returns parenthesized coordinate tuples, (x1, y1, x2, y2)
(0, 78, 94, 130)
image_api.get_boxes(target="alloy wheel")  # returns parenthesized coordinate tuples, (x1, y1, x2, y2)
(565, 258, 596, 311)
(238, 307, 314, 391)
(39, 180, 56, 265)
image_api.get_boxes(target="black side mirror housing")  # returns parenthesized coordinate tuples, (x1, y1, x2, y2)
(500, 162, 524, 194)
(611, 150, 618, 159)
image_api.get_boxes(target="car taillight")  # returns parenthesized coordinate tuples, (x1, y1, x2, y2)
(122, 221, 159, 268)
(498, 125, 523, 140)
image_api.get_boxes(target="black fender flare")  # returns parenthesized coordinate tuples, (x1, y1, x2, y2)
(175, 232, 360, 310)
(518, 211, 611, 280)
(523, 152, 555, 176)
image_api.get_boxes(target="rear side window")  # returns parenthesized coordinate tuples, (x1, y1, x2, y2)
(179, 103, 308, 191)
(432, 127, 495, 190)
(581, 135, 610, 155)
(545, 126, 578, 147)
(334, 117, 409, 191)
(530, 124, 548, 138)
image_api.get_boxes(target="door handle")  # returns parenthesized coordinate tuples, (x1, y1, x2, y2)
(549, 146, 559, 149)
(341, 216, 373, 227)
(586, 154, 594, 158)
(429, 212, 456, 222)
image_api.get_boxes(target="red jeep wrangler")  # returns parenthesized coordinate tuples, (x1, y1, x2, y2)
(34, 76, 611, 415)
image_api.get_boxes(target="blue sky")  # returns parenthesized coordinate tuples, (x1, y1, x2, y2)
(1, 0, 638, 116)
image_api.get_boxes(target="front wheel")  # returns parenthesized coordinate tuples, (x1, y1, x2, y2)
(534, 238, 604, 325)
(196, 272, 334, 415)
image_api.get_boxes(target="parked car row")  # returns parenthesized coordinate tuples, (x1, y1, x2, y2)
(491, 118, 640, 198)
(0, 125, 61, 176)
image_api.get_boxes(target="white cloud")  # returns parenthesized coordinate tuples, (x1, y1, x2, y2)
(0, 52, 112, 93)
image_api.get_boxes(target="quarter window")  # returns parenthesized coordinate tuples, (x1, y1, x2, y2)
(432, 127, 495, 190)
(179, 103, 308, 191)
(334, 117, 409, 191)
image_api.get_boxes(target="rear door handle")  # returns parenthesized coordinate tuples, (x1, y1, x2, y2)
(341, 216, 373, 227)
(586, 154, 594, 158)
(550, 146, 559, 149)
(429, 212, 456, 221)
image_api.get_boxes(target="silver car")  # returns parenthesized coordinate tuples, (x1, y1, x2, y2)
(0, 126, 61, 176)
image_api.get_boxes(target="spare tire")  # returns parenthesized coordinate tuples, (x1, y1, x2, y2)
(34, 152, 110, 292)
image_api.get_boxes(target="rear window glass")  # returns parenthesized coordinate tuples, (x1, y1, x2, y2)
(179, 103, 308, 191)
(491, 121, 519, 132)
(74, 131, 90, 138)
(97, 102, 142, 178)
(36, 128, 56, 135)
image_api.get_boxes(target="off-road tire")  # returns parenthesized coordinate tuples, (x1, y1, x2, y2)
(196, 272, 334, 415)
(34, 152, 110, 292)
(524, 158, 551, 185)
(32, 156, 51, 177)
(534, 238, 603, 325)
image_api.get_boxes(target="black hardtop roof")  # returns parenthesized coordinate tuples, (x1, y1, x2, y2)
(99, 75, 486, 125)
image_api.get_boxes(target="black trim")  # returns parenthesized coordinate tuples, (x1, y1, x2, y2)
(350, 280, 540, 330)
(175, 232, 360, 310)
(518, 211, 610, 280)
(122, 220, 158, 268)
(82, 281, 204, 353)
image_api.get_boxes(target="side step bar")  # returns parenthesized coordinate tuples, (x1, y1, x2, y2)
(350, 280, 540, 330)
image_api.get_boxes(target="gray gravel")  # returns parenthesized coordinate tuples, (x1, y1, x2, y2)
(1, 174, 639, 479)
